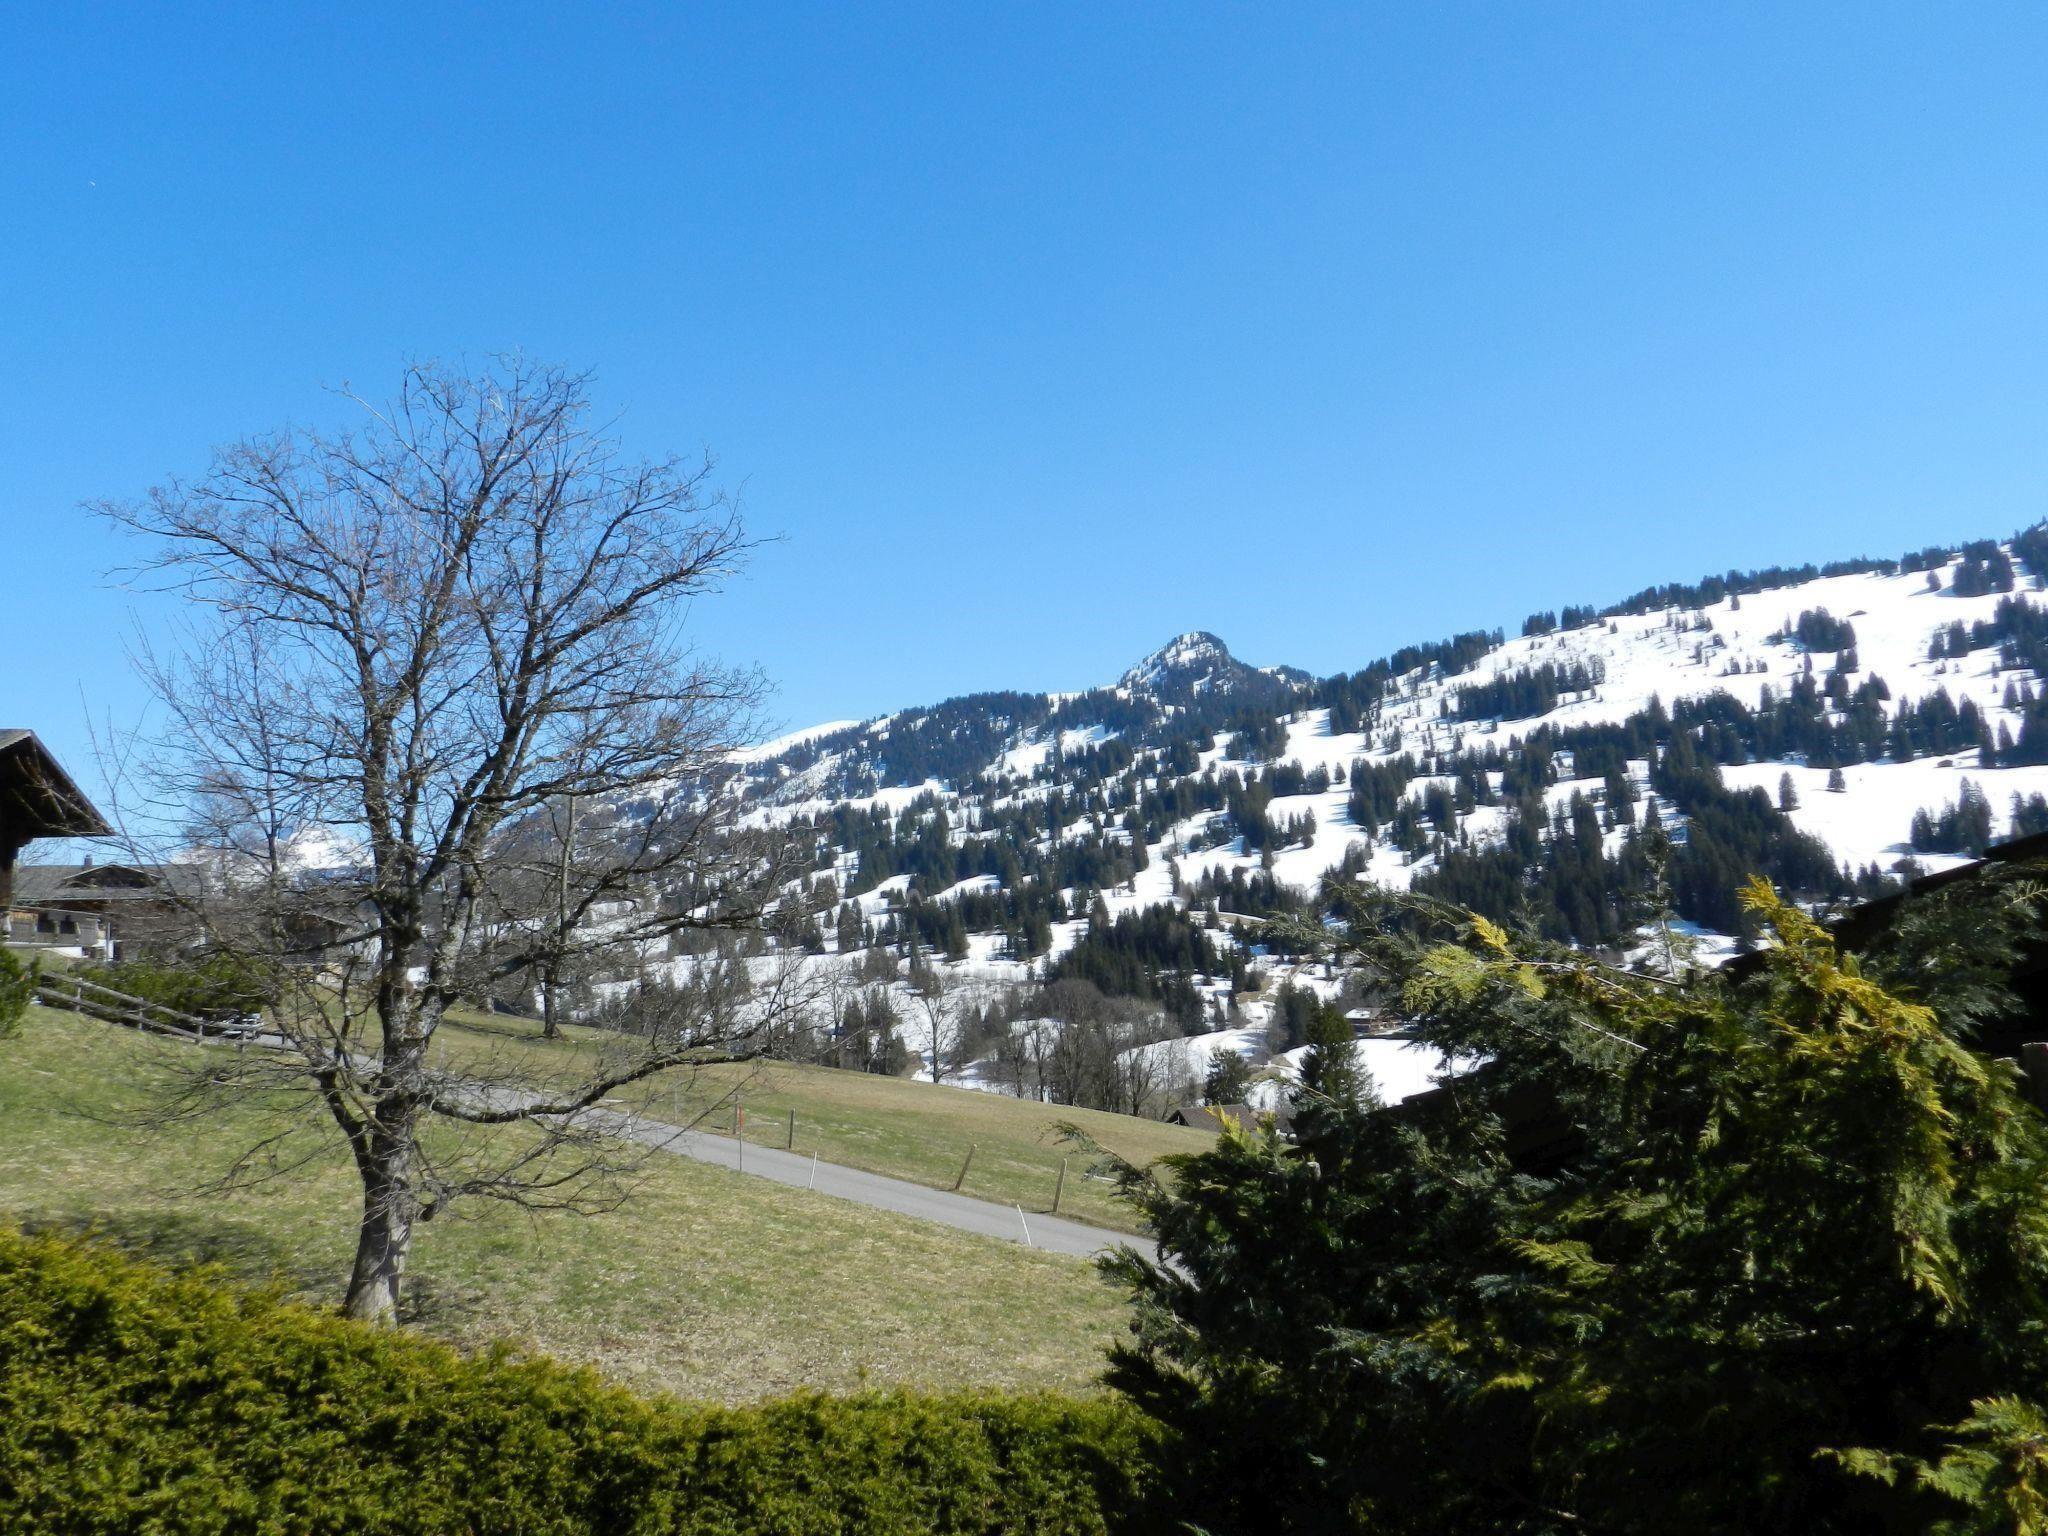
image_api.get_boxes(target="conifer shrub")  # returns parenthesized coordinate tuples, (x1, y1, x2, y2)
(73, 950, 276, 1020)
(1104, 879, 2048, 1534)
(0, 1226, 1161, 1535)
(0, 947, 33, 1037)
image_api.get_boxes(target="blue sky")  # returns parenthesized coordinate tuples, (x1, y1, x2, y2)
(5, 3, 2046, 791)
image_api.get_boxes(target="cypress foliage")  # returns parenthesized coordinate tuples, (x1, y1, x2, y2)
(1099, 879, 2048, 1534)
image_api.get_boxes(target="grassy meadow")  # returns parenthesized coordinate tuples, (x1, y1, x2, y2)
(430, 1004, 1214, 1233)
(0, 1005, 1140, 1403)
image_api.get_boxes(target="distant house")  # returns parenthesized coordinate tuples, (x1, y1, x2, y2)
(1167, 1102, 1262, 1133)
(6, 860, 191, 960)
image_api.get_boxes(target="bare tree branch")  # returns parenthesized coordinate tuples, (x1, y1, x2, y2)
(96, 358, 808, 1322)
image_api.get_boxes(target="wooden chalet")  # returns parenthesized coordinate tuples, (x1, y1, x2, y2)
(6, 861, 192, 958)
(0, 730, 110, 916)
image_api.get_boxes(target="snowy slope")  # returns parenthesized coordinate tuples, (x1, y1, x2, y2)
(612, 533, 2048, 1100)
(200, 538, 2048, 1118)
(741, 545, 2048, 910)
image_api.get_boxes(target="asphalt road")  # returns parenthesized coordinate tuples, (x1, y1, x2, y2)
(589, 1106, 1160, 1265)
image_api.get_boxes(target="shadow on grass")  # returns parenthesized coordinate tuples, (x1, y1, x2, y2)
(18, 1207, 332, 1293)
(15, 1206, 490, 1327)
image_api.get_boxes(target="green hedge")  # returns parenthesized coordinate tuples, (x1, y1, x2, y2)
(0, 1226, 1164, 1534)
(74, 951, 274, 1020)
(0, 948, 33, 1036)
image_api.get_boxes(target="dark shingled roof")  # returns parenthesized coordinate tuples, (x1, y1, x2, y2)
(1725, 827, 2048, 980)
(9, 863, 180, 905)
(0, 731, 111, 842)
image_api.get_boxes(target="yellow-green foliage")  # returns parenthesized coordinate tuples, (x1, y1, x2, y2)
(0, 1225, 1161, 1535)
(1103, 876, 2048, 1534)
(0, 948, 33, 1036)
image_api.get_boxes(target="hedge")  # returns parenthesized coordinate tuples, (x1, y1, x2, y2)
(0, 1226, 1165, 1534)
(74, 951, 274, 1021)
(0, 948, 32, 1036)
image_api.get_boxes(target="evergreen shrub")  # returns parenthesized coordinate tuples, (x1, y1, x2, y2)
(75, 950, 276, 1020)
(0, 1226, 1161, 1535)
(0, 947, 33, 1036)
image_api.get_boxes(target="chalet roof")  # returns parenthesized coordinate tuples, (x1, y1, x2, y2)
(10, 863, 184, 905)
(1398, 829, 2048, 1176)
(1826, 829, 2048, 949)
(1167, 1103, 1262, 1133)
(1723, 827, 2048, 979)
(0, 731, 111, 842)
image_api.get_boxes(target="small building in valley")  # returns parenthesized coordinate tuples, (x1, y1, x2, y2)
(1167, 1102, 1263, 1133)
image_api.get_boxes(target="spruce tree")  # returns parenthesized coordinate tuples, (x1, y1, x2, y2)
(1202, 1049, 1255, 1106)
(1295, 997, 1361, 1109)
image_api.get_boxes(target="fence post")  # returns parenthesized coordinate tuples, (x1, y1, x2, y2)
(1052, 1156, 1067, 1215)
(952, 1143, 976, 1192)
(787, 1108, 796, 1150)
(737, 1097, 744, 1174)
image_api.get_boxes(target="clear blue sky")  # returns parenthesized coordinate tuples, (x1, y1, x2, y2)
(5, 3, 2046, 793)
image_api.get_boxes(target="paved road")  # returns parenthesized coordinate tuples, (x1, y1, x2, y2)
(589, 1107, 1159, 1264)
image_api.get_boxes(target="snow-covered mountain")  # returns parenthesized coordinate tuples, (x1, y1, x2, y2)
(748, 538, 2045, 886)
(1118, 630, 1310, 702)
(730, 529, 2048, 944)
(696, 528, 2048, 1100)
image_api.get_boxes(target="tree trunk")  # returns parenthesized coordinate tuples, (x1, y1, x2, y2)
(540, 791, 574, 1043)
(342, 1106, 419, 1324)
(343, 1175, 414, 1323)
(540, 961, 562, 1040)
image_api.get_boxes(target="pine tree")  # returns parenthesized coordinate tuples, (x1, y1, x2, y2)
(1202, 1049, 1255, 1106)
(1778, 771, 1800, 812)
(1295, 998, 1361, 1109)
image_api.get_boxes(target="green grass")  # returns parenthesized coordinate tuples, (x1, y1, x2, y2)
(430, 1006, 1215, 1233)
(27, 961, 1207, 1231)
(0, 1005, 1135, 1404)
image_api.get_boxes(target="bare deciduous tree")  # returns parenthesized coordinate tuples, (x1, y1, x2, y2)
(1035, 980, 1186, 1116)
(905, 968, 988, 1086)
(100, 359, 808, 1322)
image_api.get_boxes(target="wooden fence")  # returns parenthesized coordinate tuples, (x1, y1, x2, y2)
(32, 972, 255, 1044)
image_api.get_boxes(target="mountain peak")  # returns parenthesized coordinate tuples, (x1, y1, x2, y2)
(1121, 632, 1234, 690)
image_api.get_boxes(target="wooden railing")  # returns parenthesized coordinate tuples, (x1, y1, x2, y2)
(32, 973, 253, 1043)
